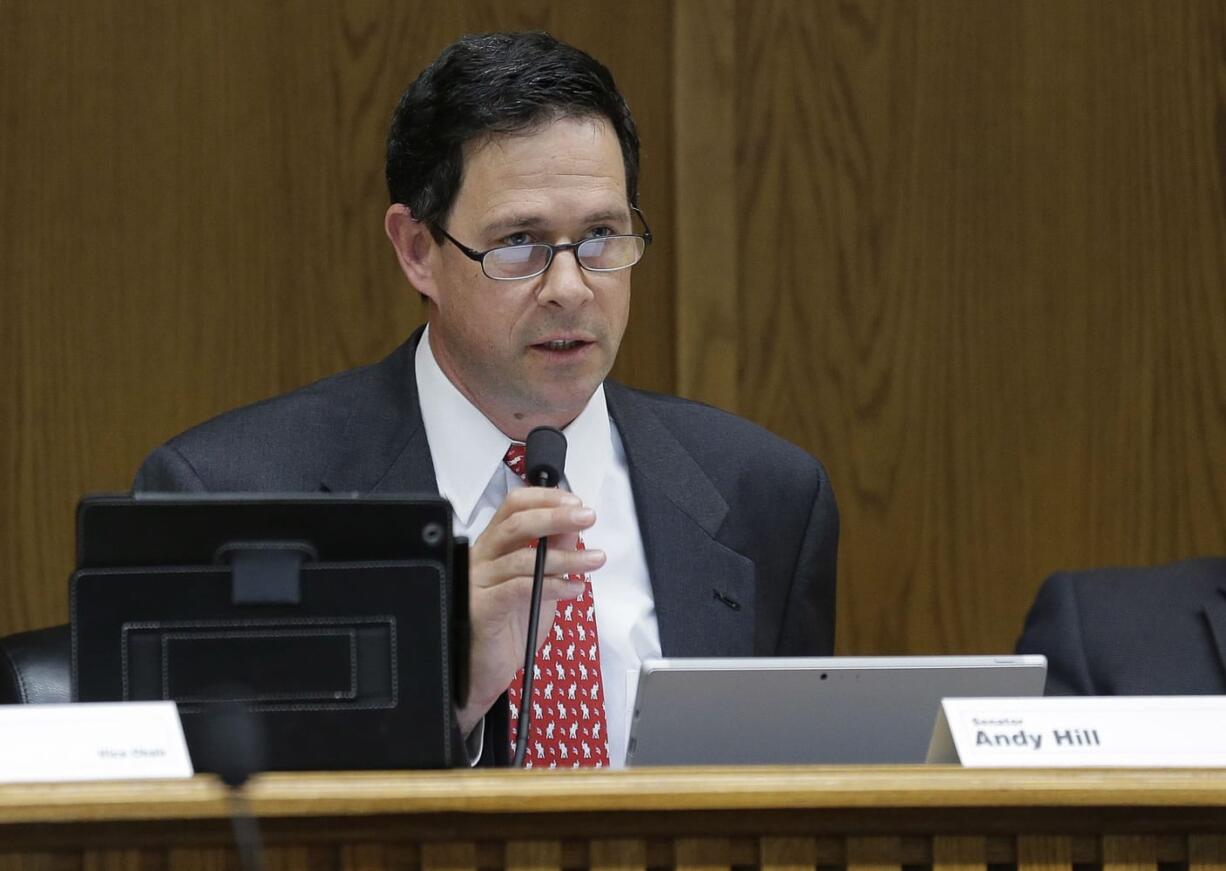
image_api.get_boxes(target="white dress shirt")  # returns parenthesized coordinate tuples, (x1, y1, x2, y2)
(415, 326, 661, 766)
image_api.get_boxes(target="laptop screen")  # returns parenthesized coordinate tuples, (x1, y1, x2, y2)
(625, 655, 1047, 766)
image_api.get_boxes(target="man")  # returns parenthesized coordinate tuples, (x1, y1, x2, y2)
(1016, 557, 1226, 695)
(134, 32, 838, 766)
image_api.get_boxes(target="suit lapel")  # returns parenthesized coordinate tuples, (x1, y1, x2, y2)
(605, 383, 755, 658)
(313, 350, 756, 655)
(319, 327, 439, 496)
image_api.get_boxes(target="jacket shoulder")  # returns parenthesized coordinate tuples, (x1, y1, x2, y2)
(607, 383, 827, 482)
(1019, 557, 1226, 694)
(136, 346, 414, 492)
(1049, 557, 1226, 610)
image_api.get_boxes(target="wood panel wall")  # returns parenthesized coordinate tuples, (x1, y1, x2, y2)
(675, 0, 1226, 654)
(4, 0, 1225, 661)
(0, 0, 675, 635)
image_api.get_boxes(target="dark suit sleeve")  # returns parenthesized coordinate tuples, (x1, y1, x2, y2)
(776, 460, 839, 656)
(132, 444, 209, 492)
(1015, 573, 1096, 695)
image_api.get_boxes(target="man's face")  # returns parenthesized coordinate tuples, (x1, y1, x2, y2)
(423, 116, 633, 438)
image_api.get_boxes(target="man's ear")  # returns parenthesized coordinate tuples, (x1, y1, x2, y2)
(385, 204, 439, 301)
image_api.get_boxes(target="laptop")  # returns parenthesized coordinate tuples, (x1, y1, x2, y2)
(624, 655, 1047, 766)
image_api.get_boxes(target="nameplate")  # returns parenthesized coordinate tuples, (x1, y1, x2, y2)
(0, 702, 193, 782)
(927, 696, 1226, 766)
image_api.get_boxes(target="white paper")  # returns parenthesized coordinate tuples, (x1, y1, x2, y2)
(927, 696, 1226, 767)
(0, 701, 193, 782)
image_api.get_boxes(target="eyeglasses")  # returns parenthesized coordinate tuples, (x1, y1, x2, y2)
(436, 206, 653, 281)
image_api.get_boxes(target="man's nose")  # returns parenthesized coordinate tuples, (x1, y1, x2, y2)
(537, 248, 595, 307)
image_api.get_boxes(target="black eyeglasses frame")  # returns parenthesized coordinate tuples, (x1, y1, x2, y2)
(434, 205, 653, 281)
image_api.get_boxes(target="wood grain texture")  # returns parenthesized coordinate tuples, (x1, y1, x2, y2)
(0, 0, 674, 636)
(673, 0, 739, 411)
(80, 851, 158, 871)
(5, 0, 1226, 664)
(1191, 835, 1226, 871)
(0, 858, 63, 871)
(847, 837, 902, 871)
(9, 767, 1226, 823)
(589, 838, 647, 871)
(760, 836, 818, 871)
(933, 836, 986, 871)
(165, 848, 229, 871)
(504, 840, 561, 871)
(343, 844, 411, 871)
(674, 837, 732, 871)
(420, 841, 476, 871)
(1103, 836, 1158, 871)
(1, 770, 1226, 868)
(1018, 835, 1073, 871)
(734, 0, 1226, 654)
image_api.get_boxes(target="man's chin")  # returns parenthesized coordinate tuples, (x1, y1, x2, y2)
(517, 379, 606, 427)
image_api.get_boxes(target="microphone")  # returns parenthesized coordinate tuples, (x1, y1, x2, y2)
(195, 699, 268, 871)
(525, 426, 566, 487)
(512, 425, 567, 768)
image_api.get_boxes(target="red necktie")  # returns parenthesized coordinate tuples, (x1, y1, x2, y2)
(503, 443, 610, 768)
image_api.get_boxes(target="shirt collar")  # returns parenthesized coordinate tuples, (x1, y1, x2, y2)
(415, 324, 613, 524)
(559, 377, 612, 511)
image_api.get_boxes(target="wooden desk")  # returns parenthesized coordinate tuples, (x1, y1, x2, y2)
(1, 767, 1224, 870)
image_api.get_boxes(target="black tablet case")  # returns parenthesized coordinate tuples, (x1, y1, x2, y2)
(70, 494, 467, 771)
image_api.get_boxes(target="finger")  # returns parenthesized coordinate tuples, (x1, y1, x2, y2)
(543, 546, 606, 578)
(472, 572, 586, 610)
(475, 546, 605, 591)
(477, 504, 596, 556)
(541, 575, 587, 602)
(494, 486, 582, 517)
(544, 529, 581, 553)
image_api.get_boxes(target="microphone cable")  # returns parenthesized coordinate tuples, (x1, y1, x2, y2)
(511, 426, 567, 768)
(196, 699, 268, 871)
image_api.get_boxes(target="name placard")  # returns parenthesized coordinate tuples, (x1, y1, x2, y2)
(927, 696, 1226, 766)
(0, 702, 193, 782)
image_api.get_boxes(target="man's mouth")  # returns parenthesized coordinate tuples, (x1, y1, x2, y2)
(535, 339, 589, 352)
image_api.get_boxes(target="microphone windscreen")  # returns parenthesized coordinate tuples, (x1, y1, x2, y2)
(193, 698, 268, 789)
(525, 426, 567, 487)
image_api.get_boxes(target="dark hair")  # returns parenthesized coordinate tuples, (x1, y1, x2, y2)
(385, 32, 641, 238)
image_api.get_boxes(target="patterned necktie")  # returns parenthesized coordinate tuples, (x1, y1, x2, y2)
(503, 443, 610, 768)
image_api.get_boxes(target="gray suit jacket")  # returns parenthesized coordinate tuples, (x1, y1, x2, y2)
(135, 330, 839, 763)
(1015, 558, 1226, 695)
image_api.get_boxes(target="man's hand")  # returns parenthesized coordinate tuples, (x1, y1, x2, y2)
(458, 487, 606, 736)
